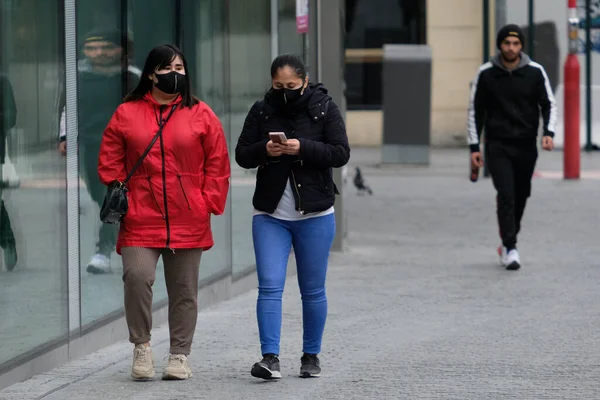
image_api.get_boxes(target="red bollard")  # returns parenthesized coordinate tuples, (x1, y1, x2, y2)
(564, 54, 580, 179)
(564, 0, 580, 180)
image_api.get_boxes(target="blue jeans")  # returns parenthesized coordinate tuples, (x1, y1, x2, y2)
(252, 213, 336, 356)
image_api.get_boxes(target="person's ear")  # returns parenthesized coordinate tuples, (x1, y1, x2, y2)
(301, 76, 309, 94)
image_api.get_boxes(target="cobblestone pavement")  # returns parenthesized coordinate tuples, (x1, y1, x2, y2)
(2, 148, 600, 399)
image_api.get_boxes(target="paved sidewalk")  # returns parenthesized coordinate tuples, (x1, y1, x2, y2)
(2, 148, 600, 399)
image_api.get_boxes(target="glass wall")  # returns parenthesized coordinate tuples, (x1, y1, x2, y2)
(345, 0, 426, 109)
(181, 0, 230, 282)
(71, 0, 250, 324)
(0, 0, 68, 365)
(278, 0, 308, 59)
(0, 0, 277, 380)
(73, 0, 183, 326)
(75, 0, 128, 326)
(228, 0, 272, 278)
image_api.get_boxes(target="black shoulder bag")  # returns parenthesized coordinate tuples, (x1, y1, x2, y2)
(100, 104, 177, 224)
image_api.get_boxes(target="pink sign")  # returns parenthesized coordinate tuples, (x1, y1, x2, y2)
(296, 0, 309, 33)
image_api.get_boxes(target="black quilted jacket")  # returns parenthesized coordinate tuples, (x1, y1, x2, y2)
(235, 83, 350, 215)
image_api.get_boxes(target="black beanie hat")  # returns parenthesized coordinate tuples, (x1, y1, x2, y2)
(496, 24, 524, 49)
(82, 29, 124, 47)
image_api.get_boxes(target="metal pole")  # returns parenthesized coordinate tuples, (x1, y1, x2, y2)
(483, 0, 490, 178)
(528, 0, 534, 59)
(564, 0, 580, 179)
(585, 0, 593, 151)
(270, 0, 279, 61)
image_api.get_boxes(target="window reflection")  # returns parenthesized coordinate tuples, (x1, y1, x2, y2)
(181, 0, 230, 282)
(345, 0, 426, 109)
(0, 0, 68, 365)
(228, 0, 272, 277)
(75, 0, 180, 325)
(278, 0, 308, 59)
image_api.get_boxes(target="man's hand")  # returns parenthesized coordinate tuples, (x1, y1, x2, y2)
(58, 141, 67, 156)
(471, 151, 484, 168)
(266, 140, 284, 157)
(281, 139, 301, 156)
(542, 136, 554, 151)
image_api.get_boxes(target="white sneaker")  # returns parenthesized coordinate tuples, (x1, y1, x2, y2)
(86, 254, 111, 274)
(506, 249, 521, 270)
(131, 344, 155, 380)
(163, 354, 193, 380)
(497, 245, 508, 266)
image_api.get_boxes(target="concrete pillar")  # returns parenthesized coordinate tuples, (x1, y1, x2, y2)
(309, 0, 347, 251)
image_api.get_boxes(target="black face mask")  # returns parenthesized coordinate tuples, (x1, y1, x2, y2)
(271, 86, 304, 107)
(155, 71, 186, 94)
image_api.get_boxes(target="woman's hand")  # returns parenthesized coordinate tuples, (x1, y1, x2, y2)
(266, 140, 284, 157)
(281, 139, 301, 155)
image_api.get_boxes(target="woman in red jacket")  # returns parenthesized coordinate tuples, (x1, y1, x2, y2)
(98, 44, 230, 381)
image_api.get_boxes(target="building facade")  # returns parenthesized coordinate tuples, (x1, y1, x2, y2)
(344, 0, 491, 148)
(344, 0, 590, 149)
(0, 0, 347, 388)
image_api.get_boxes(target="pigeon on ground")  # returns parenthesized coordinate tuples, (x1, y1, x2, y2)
(353, 167, 373, 195)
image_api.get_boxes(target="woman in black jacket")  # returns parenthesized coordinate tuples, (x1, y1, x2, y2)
(235, 54, 350, 380)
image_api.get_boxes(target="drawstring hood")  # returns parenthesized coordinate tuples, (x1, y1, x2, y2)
(491, 52, 531, 72)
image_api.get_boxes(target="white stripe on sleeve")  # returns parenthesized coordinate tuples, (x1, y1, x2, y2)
(529, 61, 557, 133)
(467, 62, 492, 146)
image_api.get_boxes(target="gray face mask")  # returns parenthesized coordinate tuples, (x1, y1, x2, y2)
(155, 71, 186, 94)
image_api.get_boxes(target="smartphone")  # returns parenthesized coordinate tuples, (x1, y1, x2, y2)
(269, 132, 288, 144)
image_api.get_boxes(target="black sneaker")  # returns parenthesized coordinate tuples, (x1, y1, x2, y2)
(299, 353, 321, 378)
(251, 354, 282, 380)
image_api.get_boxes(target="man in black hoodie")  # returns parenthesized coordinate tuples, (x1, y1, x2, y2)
(58, 30, 140, 274)
(468, 24, 557, 271)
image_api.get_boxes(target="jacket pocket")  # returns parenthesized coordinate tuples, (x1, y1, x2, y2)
(177, 175, 192, 210)
(176, 174, 210, 218)
(318, 169, 334, 195)
(146, 176, 165, 219)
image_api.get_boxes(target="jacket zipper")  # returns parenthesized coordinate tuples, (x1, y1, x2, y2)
(177, 175, 192, 210)
(157, 105, 172, 250)
(291, 170, 304, 214)
(288, 115, 304, 213)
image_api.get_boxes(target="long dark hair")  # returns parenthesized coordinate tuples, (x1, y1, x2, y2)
(124, 44, 198, 108)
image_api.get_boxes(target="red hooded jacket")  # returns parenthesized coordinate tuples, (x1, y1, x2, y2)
(98, 92, 230, 254)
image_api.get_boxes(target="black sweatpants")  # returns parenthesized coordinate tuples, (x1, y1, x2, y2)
(81, 144, 118, 256)
(486, 140, 538, 250)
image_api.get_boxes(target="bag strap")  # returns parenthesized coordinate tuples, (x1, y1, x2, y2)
(123, 104, 177, 184)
